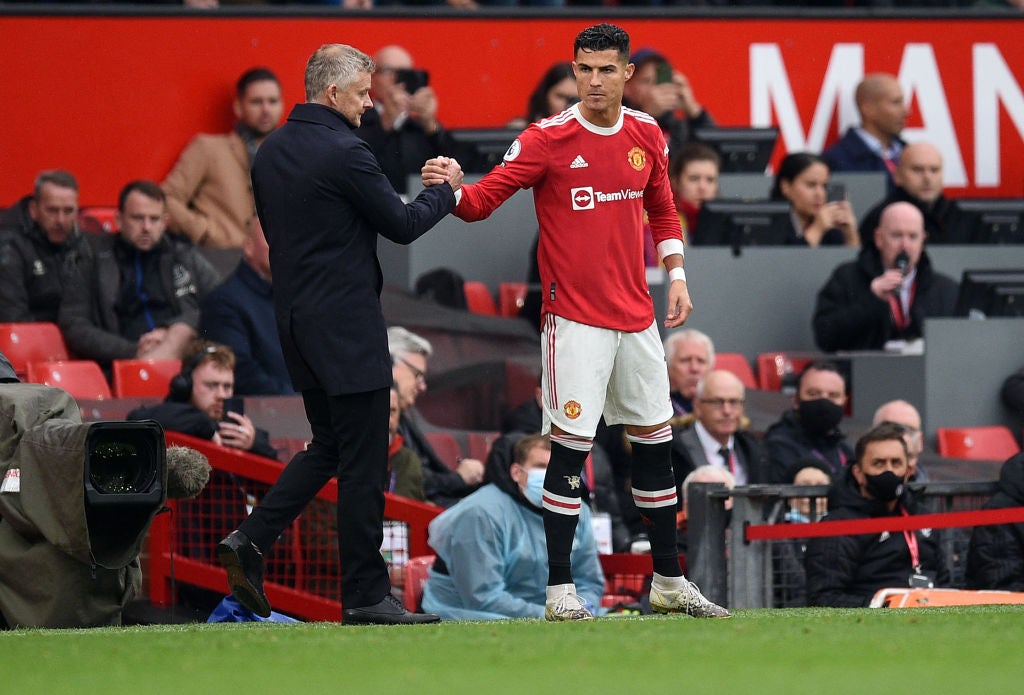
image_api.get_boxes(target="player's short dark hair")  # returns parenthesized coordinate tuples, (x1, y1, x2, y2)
(574, 23, 630, 62)
(117, 179, 165, 212)
(854, 422, 909, 465)
(237, 67, 280, 99)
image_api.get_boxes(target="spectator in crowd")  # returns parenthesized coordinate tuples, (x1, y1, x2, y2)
(670, 370, 771, 488)
(872, 399, 927, 482)
(764, 360, 854, 484)
(58, 180, 221, 369)
(788, 463, 831, 523)
(822, 73, 907, 190)
(770, 152, 859, 247)
(386, 385, 426, 502)
(858, 141, 965, 245)
(813, 201, 959, 352)
(664, 328, 714, 416)
(622, 47, 715, 156)
(677, 464, 735, 553)
(0, 169, 94, 323)
(966, 452, 1024, 591)
(506, 61, 577, 130)
(421, 434, 604, 620)
(199, 215, 294, 396)
(670, 142, 720, 245)
(127, 341, 278, 459)
(355, 45, 452, 194)
(805, 423, 948, 607)
(388, 326, 484, 507)
(162, 67, 283, 248)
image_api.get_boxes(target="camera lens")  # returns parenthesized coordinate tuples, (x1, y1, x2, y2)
(88, 440, 156, 494)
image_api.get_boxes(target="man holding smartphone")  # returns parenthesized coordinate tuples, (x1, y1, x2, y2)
(127, 341, 279, 460)
(355, 44, 453, 193)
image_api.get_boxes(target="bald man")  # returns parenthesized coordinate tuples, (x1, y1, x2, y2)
(813, 201, 959, 352)
(857, 141, 966, 244)
(873, 399, 927, 481)
(354, 44, 453, 193)
(822, 73, 907, 189)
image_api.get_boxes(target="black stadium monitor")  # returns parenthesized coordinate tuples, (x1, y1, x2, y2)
(693, 199, 792, 250)
(949, 198, 1024, 244)
(693, 127, 780, 173)
(449, 128, 521, 173)
(955, 269, 1024, 317)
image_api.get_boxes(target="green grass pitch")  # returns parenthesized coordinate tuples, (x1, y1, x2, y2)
(3, 606, 1023, 694)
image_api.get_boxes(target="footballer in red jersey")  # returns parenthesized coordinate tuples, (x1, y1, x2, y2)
(421, 24, 729, 621)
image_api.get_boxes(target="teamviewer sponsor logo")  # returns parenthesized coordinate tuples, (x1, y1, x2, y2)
(571, 187, 595, 210)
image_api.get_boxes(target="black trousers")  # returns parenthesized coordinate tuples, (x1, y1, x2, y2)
(239, 387, 390, 608)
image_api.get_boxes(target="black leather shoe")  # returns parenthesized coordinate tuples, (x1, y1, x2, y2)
(342, 594, 441, 625)
(216, 530, 271, 618)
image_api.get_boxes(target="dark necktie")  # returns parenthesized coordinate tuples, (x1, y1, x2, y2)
(718, 446, 735, 476)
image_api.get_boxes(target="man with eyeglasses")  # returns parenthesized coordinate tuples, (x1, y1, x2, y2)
(670, 370, 770, 491)
(387, 326, 484, 507)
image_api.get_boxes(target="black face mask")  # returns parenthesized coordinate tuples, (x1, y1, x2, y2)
(863, 470, 905, 502)
(797, 398, 844, 436)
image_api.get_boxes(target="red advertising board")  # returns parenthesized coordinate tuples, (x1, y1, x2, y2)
(1, 14, 1021, 204)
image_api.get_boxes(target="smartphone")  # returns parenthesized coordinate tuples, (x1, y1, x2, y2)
(222, 397, 244, 421)
(394, 68, 429, 93)
(655, 62, 673, 85)
(826, 182, 846, 203)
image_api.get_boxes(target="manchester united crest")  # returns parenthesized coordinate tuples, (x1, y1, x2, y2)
(563, 400, 582, 419)
(627, 146, 647, 171)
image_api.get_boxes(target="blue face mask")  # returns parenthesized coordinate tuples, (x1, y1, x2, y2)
(523, 468, 546, 507)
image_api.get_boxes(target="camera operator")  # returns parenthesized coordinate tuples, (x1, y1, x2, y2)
(354, 44, 454, 194)
(127, 341, 278, 460)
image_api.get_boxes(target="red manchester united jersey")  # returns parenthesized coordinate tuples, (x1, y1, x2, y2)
(455, 104, 683, 333)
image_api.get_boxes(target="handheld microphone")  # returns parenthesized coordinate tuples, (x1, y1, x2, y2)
(894, 251, 910, 276)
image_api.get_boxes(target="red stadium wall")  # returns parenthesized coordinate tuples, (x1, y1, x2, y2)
(2, 13, 1023, 205)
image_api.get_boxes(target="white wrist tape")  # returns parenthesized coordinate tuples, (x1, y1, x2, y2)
(668, 267, 687, 283)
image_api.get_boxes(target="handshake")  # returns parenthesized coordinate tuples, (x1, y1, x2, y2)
(421, 156, 464, 192)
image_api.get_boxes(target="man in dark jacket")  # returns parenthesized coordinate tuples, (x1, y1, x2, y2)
(822, 73, 907, 191)
(764, 361, 854, 484)
(813, 202, 959, 352)
(857, 142, 965, 245)
(670, 370, 770, 488)
(217, 44, 460, 625)
(199, 215, 294, 396)
(966, 452, 1024, 591)
(127, 341, 277, 460)
(58, 180, 221, 369)
(805, 423, 948, 607)
(0, 169, 95, 323)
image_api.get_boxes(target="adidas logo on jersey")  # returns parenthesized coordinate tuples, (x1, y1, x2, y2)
(569, 155, 589, 169)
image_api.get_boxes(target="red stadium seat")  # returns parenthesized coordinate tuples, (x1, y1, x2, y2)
(26, 360, 112, 400)
(0, 322, 70, 379)
(756, 352, 815, 392)
(464, 281, 498, 315)
(935, 426, 1021, 461)
(424, 431, 464, 470)
(498, 282, 528, 318)
(77, 206, 118, 234)
(403, 554, 436, 612)
(111, 358, 181, 398)
(713, 352, 757, 390)
(467, 430, 501, 462)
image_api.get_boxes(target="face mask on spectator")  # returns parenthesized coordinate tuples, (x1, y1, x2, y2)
(798, 398, 844, 435)
(863, 470, 905, 502)
(523, 468, 546, 507)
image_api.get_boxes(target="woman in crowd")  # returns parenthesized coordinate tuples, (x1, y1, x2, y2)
(507, 62, 577, 130)
(771, 152, 859, 247)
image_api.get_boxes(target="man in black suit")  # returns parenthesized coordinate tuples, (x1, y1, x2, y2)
(216, 43, 462, 625)
(670, 370, 770, 490)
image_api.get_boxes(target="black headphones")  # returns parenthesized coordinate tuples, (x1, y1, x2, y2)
(168, 345, 219, 402)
